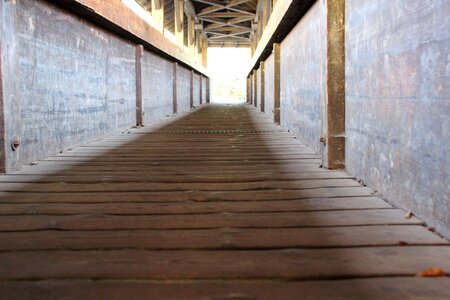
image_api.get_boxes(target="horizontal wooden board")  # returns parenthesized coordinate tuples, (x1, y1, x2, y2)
(0, 197, 391, 215)
(0, 171, 354, 183)
(2, 247, 450, 280)
(0, 209, 422, 231)
(0, 187, 375, 203)
(0, 179, 361, 192)
(1, 104, 448, 298)
(3, 278, 450, 300)
(0, 225, 446, 251)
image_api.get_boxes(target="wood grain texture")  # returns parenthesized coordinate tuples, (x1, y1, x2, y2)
(2, 278, 450, 300)
(0, 104, 448, 298)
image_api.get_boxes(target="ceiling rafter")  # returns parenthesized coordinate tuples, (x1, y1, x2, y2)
(195, 0, 255, 16)
(137, 0, 258, 47)
(208, 33, 250, 41)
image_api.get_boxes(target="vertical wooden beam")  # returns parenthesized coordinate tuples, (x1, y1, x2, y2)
(253, 71, 257, 107)
(246, 77, 250, 104)
(190, 70, 194, 108)
(261, 0, 269, 29)
(0, 7, 5, 173)
(323, 0, 345, 169)
(206, 77, 210, 103)
(250, 37, 255, 57)
(188, 16, 195, 56)
(173, 62, 178, 114)
(273, 43, 281, 124)
(135, 45, 144, 126)
(250, 75, 254, 105)
(247, 75, 252, 105)
(0, 0, 20, 172)
(200, 75, 203, 105)
(250, 72, 253, 105)
(201, 37, 208, 67)
(260, 61, 265, 113)
(174, 0, 184, 47)
(195, 31, 202, 64)
(151, 0, 165, 32)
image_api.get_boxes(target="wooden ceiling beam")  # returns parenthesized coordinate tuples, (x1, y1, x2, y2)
(200, 12, 250, 18)
(204, 22, 250, 30)
(197, 0, 254, 16)
(201, 15, 253, 30)
(191, 0, 223, 6)
(204, 27, 252, 33)
(208, 34, 250, 41)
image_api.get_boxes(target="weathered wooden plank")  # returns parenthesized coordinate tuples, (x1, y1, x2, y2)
(2, 278, 450, 300)
(0, 209, 422, 231)
(0, 226, 445, 251)
(1, 247, 450, 280)
(43, 156, 321, 163)
(40, 159, 323, 166)
(0, 197, 391, 215)
(0, 171, 353, 183)
(0, 179, 360, 192)
(16, 161, 329, 172)
(0, 187, 375, 203)
(0, 104, 447, 298)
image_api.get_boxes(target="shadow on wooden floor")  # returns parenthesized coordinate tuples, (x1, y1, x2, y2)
(0, 104, 449, 299)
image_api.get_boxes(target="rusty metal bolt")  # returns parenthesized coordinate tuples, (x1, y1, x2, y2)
(11, 139, 20, 151)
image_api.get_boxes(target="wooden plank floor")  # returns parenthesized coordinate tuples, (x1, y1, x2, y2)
(0, 104, 449, 299)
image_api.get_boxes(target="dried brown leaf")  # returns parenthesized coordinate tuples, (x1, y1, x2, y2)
(416, 267, 446, 277)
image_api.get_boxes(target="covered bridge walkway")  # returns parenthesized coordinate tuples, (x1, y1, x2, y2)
(0, 105, 449, 299)
(1, 0, 449, 298)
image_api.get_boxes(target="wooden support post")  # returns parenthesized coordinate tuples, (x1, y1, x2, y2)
(260, 61, 265, 113)
(273, 43, 281, 124)
(250, 35, 256, 57)
(250, 72, 253, 105)
(0, 0, 20, 172)
(190, 70, 194, 108)
(253, 72, 257, 107)
(188, 16, 195, 56)
(174, 0, 184, 48)
(135, 45, 143, 126)
(173, 62, 178, 114)
(261, 0, 269, 29)
(151, 0, 165, 33)
(195, 31, 202, 64)
(200, 75, 203, 104)
(323, 0, 345, 169)
(250, 75, 254, 105)
(267, 0, 273, 19)
(206, 77, 210, 103)
(246, 77, 250, 104)
(201, 37, 208, 67)
(0, 7, 5, 173)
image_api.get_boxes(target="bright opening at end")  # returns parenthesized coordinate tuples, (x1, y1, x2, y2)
(207, 48, 251, 104)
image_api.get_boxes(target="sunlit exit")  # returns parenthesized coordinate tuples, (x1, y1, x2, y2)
(208, 47, 251, 104)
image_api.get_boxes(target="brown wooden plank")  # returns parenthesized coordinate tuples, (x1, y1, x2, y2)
(0, 179, 360, 192)
(2, 278, 450, 300)
(0, 171, 354, 183)
(1, 246, 450, 280)
(0, 209, 422, 231)
(0, 197, 391, 215)
(0, 104, 447, 298)
(0, 187, 375, 203)
(12, 163, 332, 174)
(0, 225, 446, 251)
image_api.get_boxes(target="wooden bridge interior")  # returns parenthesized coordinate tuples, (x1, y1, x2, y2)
(0, 0, 449, 299)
